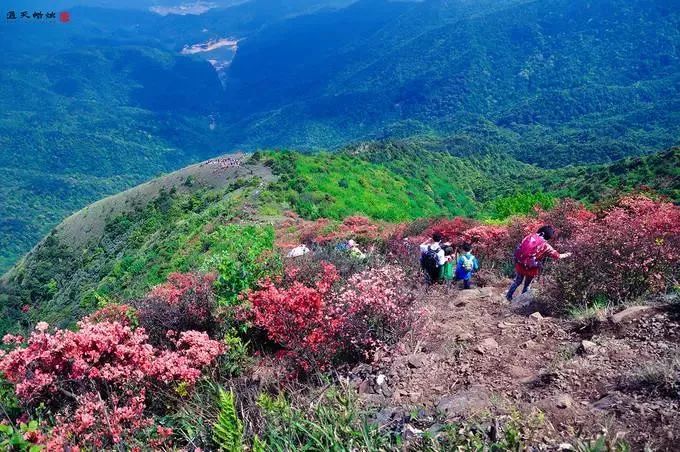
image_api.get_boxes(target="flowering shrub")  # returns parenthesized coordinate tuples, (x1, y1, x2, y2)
(277, 215, 388, 251)
(546, 196, 680, 310)
(133, 272, 217, 345)
(460, 225, 510, 269)
(246, 263, 341, 372)
(245, 263, 413, 372)
(425, 217, 477, 245)
(390, 196, 678, 310)
(334, 265, 415, 356)
(0, 318, 223, 449)
(83, 303, 138, 327)
(315, 216, 384, 243)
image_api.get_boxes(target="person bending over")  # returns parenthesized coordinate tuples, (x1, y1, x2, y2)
(506, 225, 571, 301)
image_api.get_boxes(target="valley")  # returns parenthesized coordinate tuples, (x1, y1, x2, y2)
(0, 1, 679, 449)
(1, 0, 679, 272)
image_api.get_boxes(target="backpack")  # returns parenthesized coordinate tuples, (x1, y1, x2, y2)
(514, 233, 544, 269)
(460, 254, 474, 272)
(420, 246, 441, 280)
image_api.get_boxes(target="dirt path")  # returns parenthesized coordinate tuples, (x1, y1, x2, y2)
(353, 282, 680, 449)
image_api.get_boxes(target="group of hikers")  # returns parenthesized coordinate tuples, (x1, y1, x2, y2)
(419, 225, 571, 300)
(419, 233, 479, 290)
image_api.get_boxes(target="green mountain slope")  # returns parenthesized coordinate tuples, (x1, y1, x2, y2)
(2, 144, 676, 335)
(221, 0, 680, 163)
(543, 146, 680, 202)
(0, 156, 273, 332)
(1, 0, 679, 273)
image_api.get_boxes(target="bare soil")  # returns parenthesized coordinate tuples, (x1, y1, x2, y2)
(352, 282, 680, 450)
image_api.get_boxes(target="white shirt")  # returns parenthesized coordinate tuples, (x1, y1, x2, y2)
(419, 241, 447, 265)
(287, 244, 310, 258)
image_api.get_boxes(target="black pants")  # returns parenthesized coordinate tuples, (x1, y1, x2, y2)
(506, 273, 534, 300)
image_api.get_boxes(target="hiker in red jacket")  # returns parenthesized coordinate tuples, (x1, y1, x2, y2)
(506, 225, 571, 301)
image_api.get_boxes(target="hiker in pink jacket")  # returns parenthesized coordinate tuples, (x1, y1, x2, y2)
(506, 225, 571, 301)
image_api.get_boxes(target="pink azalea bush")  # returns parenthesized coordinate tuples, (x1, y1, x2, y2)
(545, 195, 680, 309)
(388, 196, 678, 309)
(460, 225, 511, 269)
(334, 265, 415, 356)
(245, 262, 413, 373)
(0, 313, 223, 449)
(133, 272, 218, 345)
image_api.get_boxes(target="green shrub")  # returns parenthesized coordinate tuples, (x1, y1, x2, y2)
(202, 224, 280, 306)
(0, 420, 44, 452)
(256, 385, 396, 451)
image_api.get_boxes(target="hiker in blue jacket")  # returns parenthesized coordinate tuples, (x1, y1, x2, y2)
(455, 243, 479, 289)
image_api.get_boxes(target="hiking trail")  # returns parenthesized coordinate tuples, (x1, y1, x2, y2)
(351, 281, 680, 449)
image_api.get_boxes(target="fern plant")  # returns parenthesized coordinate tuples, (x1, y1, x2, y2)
(213, 388, 244, 452)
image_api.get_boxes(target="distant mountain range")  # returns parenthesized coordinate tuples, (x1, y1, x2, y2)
(1, 0, 679, 272)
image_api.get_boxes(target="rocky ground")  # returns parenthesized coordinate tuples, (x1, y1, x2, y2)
(349, 281, 680, 450)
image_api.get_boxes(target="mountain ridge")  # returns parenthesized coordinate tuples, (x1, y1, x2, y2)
(2, 143, 677, 335)
(2, 0, 679, 271)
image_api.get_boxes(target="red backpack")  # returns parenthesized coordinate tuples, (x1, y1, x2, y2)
(514, 233, 544, 269)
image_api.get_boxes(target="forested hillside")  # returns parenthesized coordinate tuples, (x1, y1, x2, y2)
(3, 146, 676, 336)
(1, 1, 680, 449)
(222, 0, 680, 163)
(0, 1, 352, 272)
(2, 0, 679, 272)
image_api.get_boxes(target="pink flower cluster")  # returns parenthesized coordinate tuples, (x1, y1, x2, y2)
(246, 262, 413, 372)
(334, 265, 414, 354)
(391, 195, 678, 309)
(460, 225, 510, 268)
(134, 272, 218, 345)
(0, 317, 222, 448)
(149, 271, 216, 314)
(545, 195, 680, 307)
(82, 303, 137, 326)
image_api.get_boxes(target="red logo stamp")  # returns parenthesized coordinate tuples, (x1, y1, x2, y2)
(59, 11, 70, 23)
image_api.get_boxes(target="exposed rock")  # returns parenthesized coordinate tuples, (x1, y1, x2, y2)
(556, 393, 574, 409)
(457, 332, 473, 341)
(373, 407, 398, 426)
(408, 354, 427, 368)
(376, 374, 386, 386)
(520, 339, 538, 349)
(529, 312, 544, 322)
(610, 305, 654, 324)
(512, 291, 534, 307)
(519, 374, 538, 384)
(579, 340, 598, 355)
(508, 365, 532, 379)
(478, 287, 495, 298)
(475, 337, 499, 354)
(403, 424, 423, 440)
(427, 423, 445, 437)
(358, 379, 374, 394)
(436, 386, 490, 419)
(590, 393, 619, 411)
